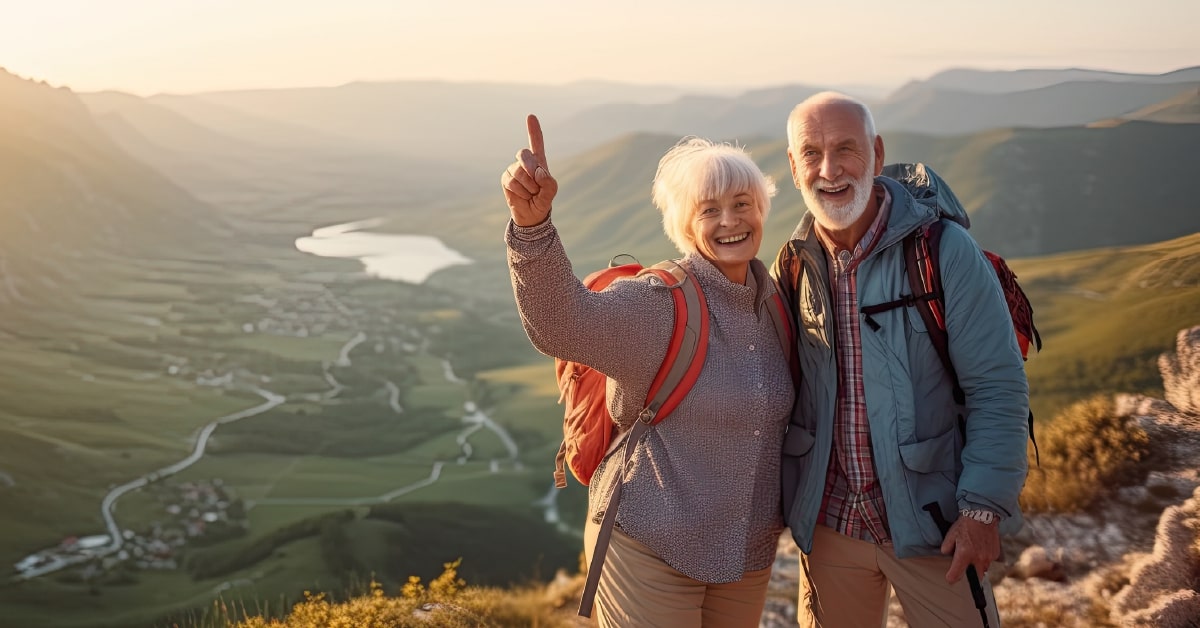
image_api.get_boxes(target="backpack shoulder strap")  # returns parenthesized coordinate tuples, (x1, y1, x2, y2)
(765, 289, 800, 386)
(906, 221, 965, 405)
(578, 259, 708, 618)
(641, 260, 709, 423)
(910, 223, 1041, 464)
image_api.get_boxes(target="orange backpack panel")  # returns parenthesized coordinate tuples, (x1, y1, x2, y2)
(553, 260, 708, 488)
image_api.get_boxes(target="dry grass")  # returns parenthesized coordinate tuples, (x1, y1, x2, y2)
(1020, 395, 1151, 514)
(218, 559, 582, 628)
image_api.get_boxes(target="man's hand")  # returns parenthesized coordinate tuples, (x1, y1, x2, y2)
(501, 114, 558, 227)
(940, 516, 1000, 584)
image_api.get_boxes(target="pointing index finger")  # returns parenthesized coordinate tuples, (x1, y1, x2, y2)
(526, 114, 548, 169)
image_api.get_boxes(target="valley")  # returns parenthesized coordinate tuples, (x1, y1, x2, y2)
(1, 62, 1197, 627)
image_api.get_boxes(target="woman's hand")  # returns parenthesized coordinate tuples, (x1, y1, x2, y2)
(501, 114, 558, 227)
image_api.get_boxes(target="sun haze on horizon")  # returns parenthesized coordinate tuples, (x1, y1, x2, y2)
(2, 0, 1197, 96)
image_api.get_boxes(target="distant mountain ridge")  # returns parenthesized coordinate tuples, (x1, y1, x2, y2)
(550, 72, 1200, 151)
(437, 119, 1200, 270)
(146, 79, 708, 172)
(1090, 87, 1200, 127)
(874, 80, 1199, 136)
(57, 63, 1200, 268)
(87, 65, 1200, 174)
(546, 84, 835, 156)
(81, 90, 471, 214)
(0, 69, 226, 273)
(916, 65, 1200, 93)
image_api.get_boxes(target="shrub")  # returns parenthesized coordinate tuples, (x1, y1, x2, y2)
(228, 560, 576, 628)
(1020, 395, 1151, 514)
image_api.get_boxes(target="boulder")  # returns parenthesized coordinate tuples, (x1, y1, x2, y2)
(1159, 325, 1200, 414)
(1010, 545, 1067, 582)
(1110, 486, 1200, 627)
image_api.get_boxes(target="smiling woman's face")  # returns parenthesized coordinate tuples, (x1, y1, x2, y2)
(689, 188, 762, 284)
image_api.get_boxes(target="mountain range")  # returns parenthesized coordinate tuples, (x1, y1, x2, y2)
(76, 66, 1197, 174)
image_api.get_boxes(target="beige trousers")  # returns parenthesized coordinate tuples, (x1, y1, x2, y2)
(798, 524, 1001, 628)
(584, 519, 772, 628)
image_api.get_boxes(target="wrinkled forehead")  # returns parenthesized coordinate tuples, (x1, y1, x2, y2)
(792, 103, 872, 146)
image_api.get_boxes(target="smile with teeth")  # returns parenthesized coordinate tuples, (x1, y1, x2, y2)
(820, 184, 849, 194)
(717, 233, 749, 244)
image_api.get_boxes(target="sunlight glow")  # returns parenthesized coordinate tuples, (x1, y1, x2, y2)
(1, 0, 1197, 95)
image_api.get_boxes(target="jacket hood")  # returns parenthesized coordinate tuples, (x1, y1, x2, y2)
(880, 162, 970, 228)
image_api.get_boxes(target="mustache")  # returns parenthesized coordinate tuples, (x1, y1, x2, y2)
(812, 178, 858, 191)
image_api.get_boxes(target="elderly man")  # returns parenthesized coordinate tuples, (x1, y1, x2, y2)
(771, 92, 1029, 627)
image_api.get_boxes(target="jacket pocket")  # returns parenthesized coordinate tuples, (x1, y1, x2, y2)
(898, 427, 961, 546)
(905, 303, 930, 335)
(783, 425, 815, 457)
(898, 426, 958, 473)
(781, 424, 816, 523)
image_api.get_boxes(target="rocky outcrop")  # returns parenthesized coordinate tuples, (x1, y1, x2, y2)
(1160, 325, 1200, 414)
(1109, 486, 1200, 627)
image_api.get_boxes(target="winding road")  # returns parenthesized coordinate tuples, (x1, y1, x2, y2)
(17, 387, 286, 580)
(99, 387, 286, 552)
(16, 327, 551, 580)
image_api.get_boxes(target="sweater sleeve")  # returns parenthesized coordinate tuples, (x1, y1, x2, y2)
(505, 218, 673, 382)
(936, 223, 1030, 517)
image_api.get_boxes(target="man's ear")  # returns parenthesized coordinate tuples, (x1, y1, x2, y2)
(788, 149, 802, 189)
(873, 135, 885, 176)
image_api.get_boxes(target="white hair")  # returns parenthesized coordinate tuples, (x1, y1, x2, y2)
(652, 137, 776, 255)
(786, 91, 877, 152)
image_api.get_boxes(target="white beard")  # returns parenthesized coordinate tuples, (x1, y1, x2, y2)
(801, 168, 875, 231)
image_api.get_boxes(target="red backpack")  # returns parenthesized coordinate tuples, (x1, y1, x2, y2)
(553, 259, 706, 488)
(864, 163, 1043, 462)
(557, 257, 797, 617)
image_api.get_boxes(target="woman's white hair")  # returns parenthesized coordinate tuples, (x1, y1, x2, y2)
(651, 137, 776, 255)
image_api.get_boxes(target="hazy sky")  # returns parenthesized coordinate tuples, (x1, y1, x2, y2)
(2, 0, 1197, 95)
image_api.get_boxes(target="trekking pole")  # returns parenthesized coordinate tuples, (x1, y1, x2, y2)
(922, 503, 990, 628)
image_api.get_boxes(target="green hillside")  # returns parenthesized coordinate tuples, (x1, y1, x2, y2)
(1089, 86, 1200, 126)
(1, 503, 578, 628)
(882, 121, 1200, 258)
(1, 71, 582, 627)
(1011, 231, 1200, 421)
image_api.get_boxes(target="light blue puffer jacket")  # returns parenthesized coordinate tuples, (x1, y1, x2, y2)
(772, 174, 1029, 558)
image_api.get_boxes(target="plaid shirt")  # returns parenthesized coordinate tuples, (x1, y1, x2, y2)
(814, 185, 893, 544)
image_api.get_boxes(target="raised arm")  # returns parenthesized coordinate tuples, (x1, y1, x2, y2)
(500, 115, 672, 381)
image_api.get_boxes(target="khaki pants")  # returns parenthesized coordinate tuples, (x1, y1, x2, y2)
(798, 524, 1001, 628)
(584, 519, 771, 628)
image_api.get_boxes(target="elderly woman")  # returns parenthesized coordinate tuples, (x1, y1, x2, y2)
(501, 115, 794, 627)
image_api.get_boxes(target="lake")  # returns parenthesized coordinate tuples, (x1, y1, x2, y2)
(295, 218, 472, 283)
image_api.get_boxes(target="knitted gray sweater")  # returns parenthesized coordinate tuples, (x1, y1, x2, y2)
(506, 219, 794, 583)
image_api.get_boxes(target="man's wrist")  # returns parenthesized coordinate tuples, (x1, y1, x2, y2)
(959, 507, 999, 525)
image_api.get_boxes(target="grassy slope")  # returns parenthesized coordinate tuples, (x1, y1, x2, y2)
(882, 122, 1200, 258)
(1011, 231, 1200, 421)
